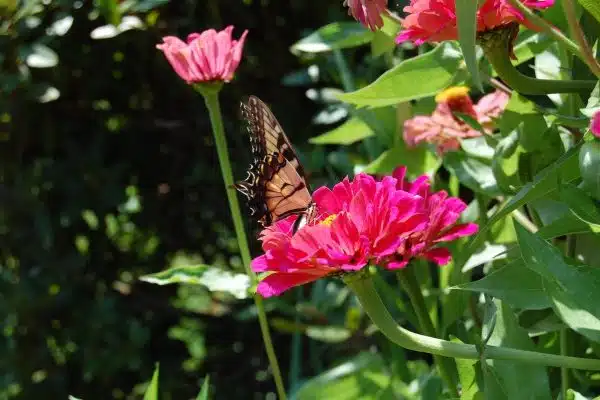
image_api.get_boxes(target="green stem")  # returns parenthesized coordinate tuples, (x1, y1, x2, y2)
(562, 0, 600, 79)
(201, 88, 287, 400)
(397, 268, 458, 396)
(478, 24, 595, 95)
(505, 0, 583, 62)
(345, 276, 600, 370)
(561, 328, 569, 399)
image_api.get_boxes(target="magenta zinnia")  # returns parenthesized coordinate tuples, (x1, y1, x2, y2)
(344, 0, 388, 31)
(156, 26, 248, 84)
(251, 168, 477, 297)
(591, 111, 600, 138)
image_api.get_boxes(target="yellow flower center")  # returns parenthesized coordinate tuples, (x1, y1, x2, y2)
(435, 86, 470, 104)
(320, 214, 338, 227)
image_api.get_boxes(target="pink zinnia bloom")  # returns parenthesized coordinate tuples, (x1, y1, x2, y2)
(252, 169, 477, 297)
(403, 86, 509, 155)
(344, 0, 388, 31)
(390, 167, 479, 267)
(396, 0, 554, 45)
(252, 172, 427, 297)
(156, 26, 248, 84)
(591, 111, 600, 138)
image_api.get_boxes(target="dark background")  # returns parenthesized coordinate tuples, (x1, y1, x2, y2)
(1, 1, 358, 398)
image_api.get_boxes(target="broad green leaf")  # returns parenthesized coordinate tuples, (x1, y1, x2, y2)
(511, 32, 553, 66)
(143, 364, 159, 400)
(455, 0, 482, 91)
(443, 152, 501, 196)
(482, 299, 551, 400)
(336, 43, 462, 107)
(537, 212, 593, 238)
(196, 375, 210, 400)
(451, 336, 480, 400)
(580, 81, 600, 117)
(371, 14, 400, 57)
(492, 130, 523, 194)
(294, 352, 393, 400)
(566, 389, 592, 400)
(363, 142, 441, 177)
(577, 0, 600, 24)
(559, 183, 600, 232)
(140, 265, 250, 299)
(290, 22, 372, 54)
(461, 137, 495, 160)
(467, 143, 581, 258)
(515, 223, 600, 343)
(309, 117, 374, 145)
(452, 260, 552, 310)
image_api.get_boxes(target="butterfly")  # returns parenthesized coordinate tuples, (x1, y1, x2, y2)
(234, 96, 316, 232)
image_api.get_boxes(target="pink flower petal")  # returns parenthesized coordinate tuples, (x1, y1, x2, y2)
(257, 272, 325, 297)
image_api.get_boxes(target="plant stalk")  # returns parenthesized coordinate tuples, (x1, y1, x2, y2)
(397, 267, 458, 396)
(562, 0, 600, 79)
(478, 24, 595, 95)
(345, 276, 600, 371)
(201, 89, 287, 400)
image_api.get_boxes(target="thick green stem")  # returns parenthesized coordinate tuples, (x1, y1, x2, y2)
(201, 88, 287, 400)
(505, 0, 583, 61)
(345, 276, 600, 370)
(478, 24, 595, 95)
(397, 268, 458, 396)
(563, 0, 600, 79)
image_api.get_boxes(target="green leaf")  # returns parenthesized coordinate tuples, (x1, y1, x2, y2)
(140, 265, 250, 299)
(294, 352, 393, 400)
(370, 14, 400, 57)
(143, 364, 159, 400)
(559, 183, 600, 232)
(305, 325, 352, 343)
(481, 299, 551, 399)
(537, 212, 594, 239)
(363, 141, 441, 177)
(290, 22, 373, 54)
(196, 375, 210, 400)
(515, 223, 600, 343)
(451, 336, 481, 400)
(577, 0, 600, 24)
(467, 143, 581, 258)
(443, 152, 501, 196)
(336, 43, 462, 107)
(452, 260, 552, 310)
(455, 0, 482, 91)
(309, 117, 374, 145)
(566, 389, 592, 400)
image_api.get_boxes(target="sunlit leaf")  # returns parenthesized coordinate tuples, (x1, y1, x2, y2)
(310, 117, 374, 145)
(291, 22, 373, 54)
(455, 0, 482, 90)
(516, 223, 600, 343)
(336, 43, 462, 107)
(143, 364, 159, 400)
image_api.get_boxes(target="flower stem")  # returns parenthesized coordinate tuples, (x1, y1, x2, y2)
(201, 89, 287, 400)
(397, 267, 458, 396)
(505, 0, 583, 62)
(563, 0, 600, 79)
(479, 24, 596, 95)
(345, 276, 600, 370)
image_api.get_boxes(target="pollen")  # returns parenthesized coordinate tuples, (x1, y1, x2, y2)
(320, 214, 338, 227)
(435, 86, 470, 103)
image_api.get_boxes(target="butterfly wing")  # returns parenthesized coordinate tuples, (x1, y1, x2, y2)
(235, 153, 312, 226)
(241, 96, 307, 181)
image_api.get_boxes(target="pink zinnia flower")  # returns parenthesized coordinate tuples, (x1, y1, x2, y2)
(403, 86, 509, 155)
(591, 111, 600, 138)
(156, 26, 248, 84)
(251, 169, 477, 297)
(344, 0, 388, 31)
(390, 167, 479, 267)
(396, 0, 554, 45)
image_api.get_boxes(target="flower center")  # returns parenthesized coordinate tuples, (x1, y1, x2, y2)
(320, 214, 338, 227)
(435, 86, 470, 103)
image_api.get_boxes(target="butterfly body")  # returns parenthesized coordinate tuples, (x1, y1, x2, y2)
(235, 96, 315, 232)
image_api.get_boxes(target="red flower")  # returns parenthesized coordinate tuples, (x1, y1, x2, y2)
(591, 111, 600, 138)
(396, 0, 554, 45)
(344, 0, 388, 31)
(403, 86, 509, 155)
(251, 169, 477, 297)
(390, 167, 479, 267)
(156, 26, 248, 84)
